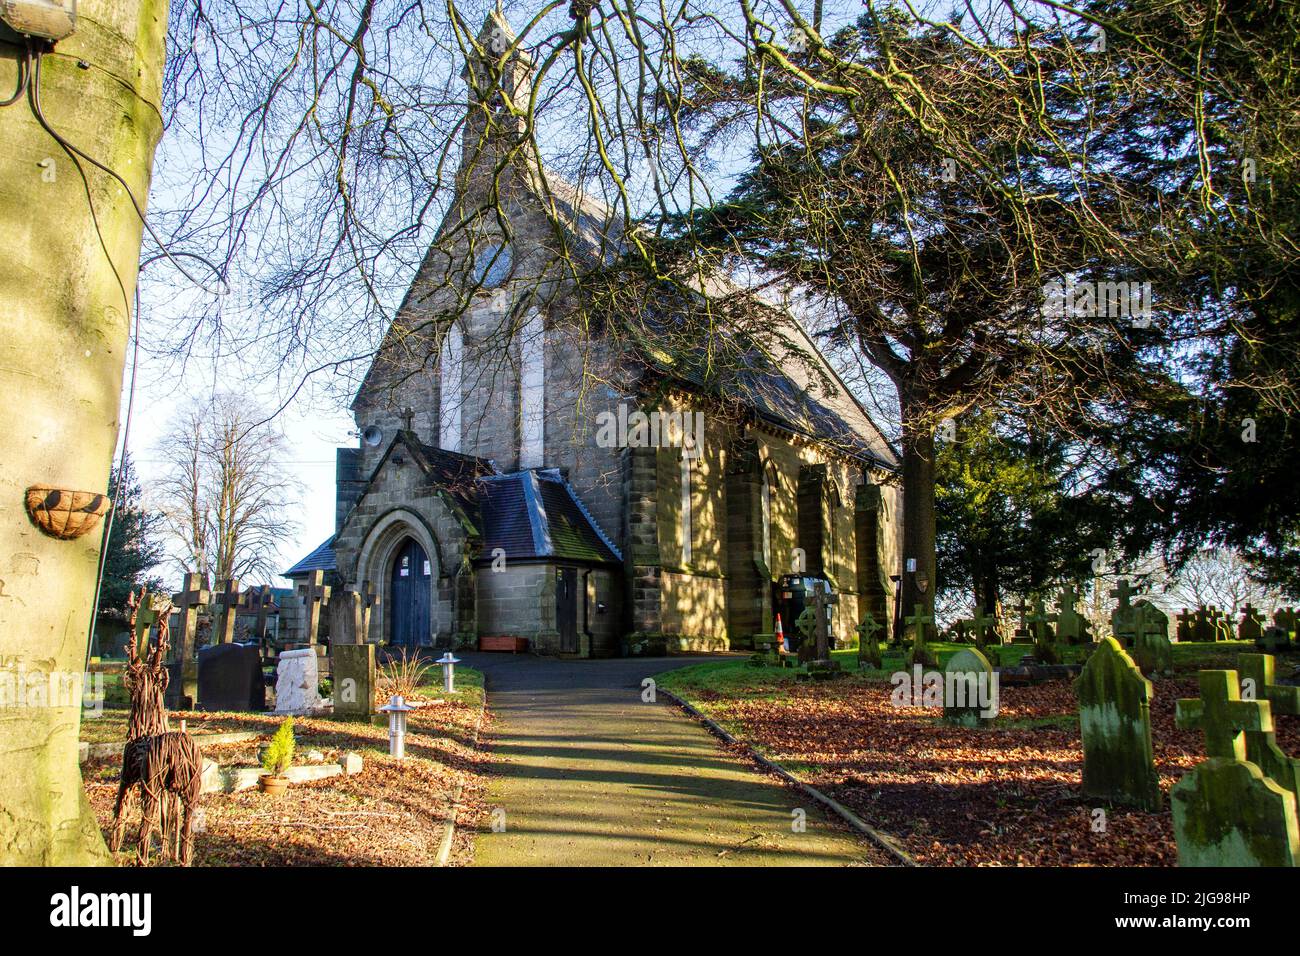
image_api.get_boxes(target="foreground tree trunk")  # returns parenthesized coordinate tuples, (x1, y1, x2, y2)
(0, 0, 168, 864)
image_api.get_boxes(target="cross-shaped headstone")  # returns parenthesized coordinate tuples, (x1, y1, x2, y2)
(1056, 584, 1081, 615)
(856, 612, 883, 668)
(250, 585, 274, 643)
(1176, 669, 1271, 760)
(212, 577, 241, 644)
(1014, 599, 1030, 631)
(170, 572, 210, 662)
(360, 579, 382, 644)
(131, 589, 163, 655)
(971, 608, 998, 646)
(1176, 608, 1195, 640)
(1110, 578, 1137, 610)
(297, 570, 332, 645)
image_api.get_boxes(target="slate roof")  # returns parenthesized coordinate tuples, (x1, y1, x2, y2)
(476, 469, 621, 565)
(284, 536, 337, 577)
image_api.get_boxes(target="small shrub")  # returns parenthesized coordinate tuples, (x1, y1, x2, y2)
(262, 717, 295, 776)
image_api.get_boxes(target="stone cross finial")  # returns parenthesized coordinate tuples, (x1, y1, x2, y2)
(1176, 669, 1271, 761)
(213, 578, 241, 644)
(170, 572, 210, 662)
(297, 570, 332, 644)
(400, 407, 415, 431)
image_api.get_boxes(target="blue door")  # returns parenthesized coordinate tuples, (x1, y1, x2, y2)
(390, 538, 431, 647)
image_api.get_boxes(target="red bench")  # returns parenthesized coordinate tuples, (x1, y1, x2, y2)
(478, 635, 529, 653)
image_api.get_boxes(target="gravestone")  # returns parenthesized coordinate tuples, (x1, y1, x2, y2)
(166, 572, 210, 709)
(904, 603, 937, 668)
(212, 578, 241, 644)
(1055, 584, 1092, 645)
(243, 584, 275, 645)
(1074, 637, 1162, 811)
(856, 612, 883, 669)
(1176, 608, 1195, 643)
(1109, 579, 1140, 645)
(297, 570, 332, 645)
(943, 648, 996, 727)
(1273, 607, 1297, 641)
(196, 642, 265, 712)
(1191, 606, 1214, 643)
(360, 579, 381, 643)
(1237, 654, 1300, 795)
(331, 643, 376, 717)
(1011, 599, 1034, 644)
(1173, 669, 1299, 866)
(1208, 606, 1232, 641)
(274, 647, 328, 714)
(1238, 604, 1265, 644)
(1028, 596, 1060, 664)
(1259, 625, 1291, 653)
(328, 589, 364, 646)
(971, 608, 999, 656)
(1131, 602, 1174, 676)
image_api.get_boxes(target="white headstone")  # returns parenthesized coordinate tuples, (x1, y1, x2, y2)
(274, 647, 329, 714)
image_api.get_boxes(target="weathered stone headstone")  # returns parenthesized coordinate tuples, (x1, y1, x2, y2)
(971, 608, 999, 656)
(1237, 654, 1300, 795)
(1259, 624, 1291, 653)
(274, 647, 328, 714)
(331, 643, 376, 717)
(1108, 578, 1140, 645)
(212, 578, 241, 644)
(196, 642, 265, 712)
(1273, 607, 1297, 640)
(1074, 636, 1162, 811)
(1191, 606, 1214, 643)
(243, 584, 275, 645)
(1011, 598, 1034, 644)
(1055, 584, 1092, 645)
(1173, 669, 1299, 866)
(1131, 601, 1173, 676)
(1208, 606, 1232, 642)
(328, 589, 364, 646)
(904, 603, 936, 667)
(297, 570, 332, 645)
(943, 648, 996, 727)
(1028, 596, 1060, 664)
(166, 572, 210, 709)
(1238, 603, 1265, 644)
(856, 611, 883, 669)
(1176, 608, 1195, 643)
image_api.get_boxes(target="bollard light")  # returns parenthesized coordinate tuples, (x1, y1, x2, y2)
(378, 694, 413, 758)
(437, 652, 461, 693)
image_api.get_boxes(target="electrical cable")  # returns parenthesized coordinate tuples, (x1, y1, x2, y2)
(0, 40, 31, 107)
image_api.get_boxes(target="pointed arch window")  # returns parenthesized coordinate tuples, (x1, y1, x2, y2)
(680, 453, 693, 566)
(439, 323, 463, 452)
(519, 308, 545, 468)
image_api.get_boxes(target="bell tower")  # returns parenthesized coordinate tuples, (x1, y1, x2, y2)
(461, 9, 534, 182)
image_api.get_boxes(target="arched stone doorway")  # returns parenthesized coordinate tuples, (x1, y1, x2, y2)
(355, 510, 443, 646)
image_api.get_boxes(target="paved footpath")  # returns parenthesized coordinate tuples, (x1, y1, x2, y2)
(464, 653, 881, 866)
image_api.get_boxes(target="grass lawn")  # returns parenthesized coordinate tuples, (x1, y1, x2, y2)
(81, 664, 489, 866)
(655, 639, 1293, 866)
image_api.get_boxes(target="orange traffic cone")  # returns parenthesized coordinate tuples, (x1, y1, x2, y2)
(774, 613, 787, 653)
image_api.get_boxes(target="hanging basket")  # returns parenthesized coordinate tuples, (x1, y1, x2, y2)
(24, 485, 111, 540)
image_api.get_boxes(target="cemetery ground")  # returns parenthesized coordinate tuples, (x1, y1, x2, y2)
(79, 665, 490, 866)
(655, 641, 1300, 867)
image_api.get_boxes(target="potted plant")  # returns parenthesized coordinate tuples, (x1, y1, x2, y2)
(258, 716, 295, 796)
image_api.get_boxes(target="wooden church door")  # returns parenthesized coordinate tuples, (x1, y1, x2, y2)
(390, 538, 432, 647)
(556, 566, 578, 653)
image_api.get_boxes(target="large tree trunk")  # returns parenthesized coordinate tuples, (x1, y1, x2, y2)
(0, 0, 169, 864)
(898, 390, 937, 640)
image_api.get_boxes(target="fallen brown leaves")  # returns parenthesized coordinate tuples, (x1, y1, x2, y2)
(83, 699, 492, 867)
(688, 675, 1300, 866)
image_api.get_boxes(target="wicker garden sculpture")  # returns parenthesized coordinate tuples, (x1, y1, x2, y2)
(107, 590, 204, 865)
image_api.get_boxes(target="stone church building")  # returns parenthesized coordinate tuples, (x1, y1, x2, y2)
(284, 12, 902, 656)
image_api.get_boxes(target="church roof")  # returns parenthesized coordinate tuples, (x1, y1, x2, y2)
(475, 469, 621, 566)
(283, 536, 337, 577)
